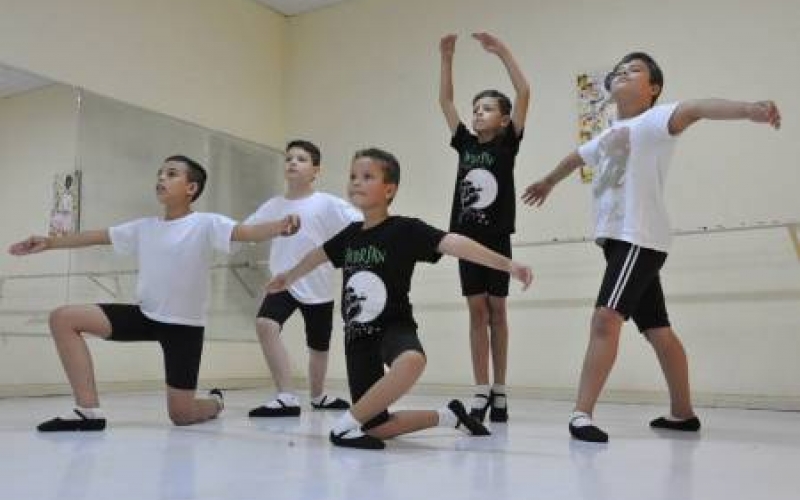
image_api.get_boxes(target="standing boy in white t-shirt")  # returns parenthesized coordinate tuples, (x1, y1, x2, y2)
(246, 140, 361, 417)
(9, 155, 299, 431)
(523, 52, 781, 443)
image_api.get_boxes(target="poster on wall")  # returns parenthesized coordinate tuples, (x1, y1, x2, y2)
(48, 171, 81, 236)
(576, 72, 616, 183)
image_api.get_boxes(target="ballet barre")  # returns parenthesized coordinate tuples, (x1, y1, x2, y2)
(514, 219, 800, 261)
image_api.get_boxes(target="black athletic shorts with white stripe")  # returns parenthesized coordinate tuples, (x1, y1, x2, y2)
(595, 239, 671, 332)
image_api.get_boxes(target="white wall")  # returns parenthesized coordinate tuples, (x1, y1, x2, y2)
(283, 0, 800, 406)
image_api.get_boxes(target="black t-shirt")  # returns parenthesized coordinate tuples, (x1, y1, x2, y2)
(323, 216, 446, 342)
(449, 122, 523, 238)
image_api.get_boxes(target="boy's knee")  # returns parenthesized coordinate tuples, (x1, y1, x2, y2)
(49, 306, 75, 332)
(168, 405, 197, 426)
(591, 307, 623, 338)
(399, 350, 426, 371)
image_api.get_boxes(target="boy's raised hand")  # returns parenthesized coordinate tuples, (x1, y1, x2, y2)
(8, 236, 48, 256)
(748, 100, 781, 129)
(472, 32, 507, 56)
(510, 261, 533, 291)
(440, 34, 457, 57)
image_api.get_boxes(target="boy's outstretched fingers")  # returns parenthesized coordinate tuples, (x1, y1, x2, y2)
(8, 236, 47, 256)
(750, 100, 781, 129)
(471, 32, 504, 54)
(522, 180, 552, 206)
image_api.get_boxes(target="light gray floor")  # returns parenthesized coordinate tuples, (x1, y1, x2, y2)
(2, 389, 798, 500)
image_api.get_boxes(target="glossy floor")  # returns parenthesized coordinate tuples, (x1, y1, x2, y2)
(2, 389, 797, 500)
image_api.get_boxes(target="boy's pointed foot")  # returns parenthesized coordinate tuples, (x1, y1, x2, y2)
(37, 410, 106, 432)
(650, 416, 701, 432)
(449, 399, 491, 436)
(568, 422, 608, 443)
(329, 430, 385, 450)
(249, 400, 301, 417)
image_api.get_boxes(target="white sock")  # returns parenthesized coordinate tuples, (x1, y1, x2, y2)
(266, 392, 299, 408)
(471, 385, 490, 409)
(492, 384, 507, 408)
(210, 392, 224, 411)
(331, 410, 362, 436)
(437, 407, 457, 428)
(65, 406, 104, 420)
(310, 394, 327, 406)
(569, 411, 593, 428)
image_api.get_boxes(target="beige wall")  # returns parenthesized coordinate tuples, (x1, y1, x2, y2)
(0, 0, 286, 146)
(283, 0, 800, 406)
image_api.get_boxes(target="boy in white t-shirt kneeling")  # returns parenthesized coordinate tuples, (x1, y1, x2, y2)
(9, 155, 299, 431)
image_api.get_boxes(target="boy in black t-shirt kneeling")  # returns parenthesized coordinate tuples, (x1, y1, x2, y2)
(267, 148, 533, 450)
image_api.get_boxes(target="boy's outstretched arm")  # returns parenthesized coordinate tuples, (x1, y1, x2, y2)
(439, 33, 461, 134)
(265, 247, 329, 293)
(473, 32, 531, 136)
(8, 230, 110, 256)
(232, 214, 300, 243)
(668, 99, 781, 135)
(522, 151, 585, 207)
(437, 233, 533, 290)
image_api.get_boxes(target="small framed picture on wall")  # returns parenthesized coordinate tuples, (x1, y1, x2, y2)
(49, 171, 81, 237)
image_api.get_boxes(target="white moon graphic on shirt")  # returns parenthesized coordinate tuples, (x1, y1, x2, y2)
(464, 169, 498, 209)
(344, 271, 387, 323)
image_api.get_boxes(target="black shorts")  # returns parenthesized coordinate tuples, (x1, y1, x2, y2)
(595, 239, 670, 332)
(257, 291, 334, 351)
(99, 304, 204, 390)
(345, 324, 425, 430)
(458, 234, 511, 297)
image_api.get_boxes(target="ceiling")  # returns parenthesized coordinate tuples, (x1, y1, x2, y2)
(253, 0, 350, 16)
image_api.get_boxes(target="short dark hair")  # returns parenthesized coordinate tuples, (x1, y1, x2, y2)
(606, 52, 664, 105)
(286, 139, 321, 166)
(353, 147, 400, 185)
(472, 89, 512, 116)
(164, 155, 207, 202)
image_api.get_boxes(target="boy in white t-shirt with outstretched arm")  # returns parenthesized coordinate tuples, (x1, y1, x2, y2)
(523, 52, 781, 443)
(246, 140, 361, 417)
(9, 155, 299, 431)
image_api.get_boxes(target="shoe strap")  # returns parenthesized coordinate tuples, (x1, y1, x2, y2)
(73, 409, 91, 420)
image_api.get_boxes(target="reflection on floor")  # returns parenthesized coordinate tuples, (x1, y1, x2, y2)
(1, 389, 798, 500)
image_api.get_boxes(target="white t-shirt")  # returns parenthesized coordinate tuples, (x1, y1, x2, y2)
(578, 102, 679, 252)
(245, 192, 362, 303)
(109, 212, 236, 326)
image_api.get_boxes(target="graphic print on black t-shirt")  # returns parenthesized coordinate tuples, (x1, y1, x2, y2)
(324, 217, 447, 345)
(342, 245, 388, 341)
(449, 123, 521, 236)
(457, 152, 499, 226)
